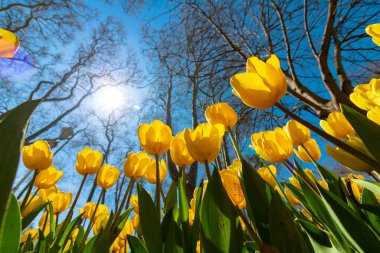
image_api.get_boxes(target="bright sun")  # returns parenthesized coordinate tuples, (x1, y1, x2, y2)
(92, 85, 127, 114)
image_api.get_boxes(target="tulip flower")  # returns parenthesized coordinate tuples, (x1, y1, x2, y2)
(132, 213, 140, 231)
(294, 139, 321, 163)
(226, 159, 242, 174)
(144, 158, 167, 184)
(130, 195, 139, 213)
(34, 166, 64, 189)
(75, 147, 103, 175)
(184, 123, 224, 164)
(22, 140, 53, 171)
(320, 112, 355, 139)
(257, 165, 277, 187)
(205, 102, 238, 130)
(137, 120, 172, 155)
(366, 24, 380, 46)
(21, 195, 43, 217)
(304, 169, 317, 182)
(343, 174, 365, 201)
(39, 211, 55, 236)
(47, 191, 72, 214)
(123, 151, 151, 180)
(326, 136, 374, 172)
(38, 186, 58, 201)
(250, 127, 293, 163)
(93, 213, 110, 235)
(285, 189, 300, 207)
(0, 28, 19, 58)
(349, 79, 380, 111)
(367, 107, 380, 125)
(79, 202, 109, 221)
(283, 120, 310, 146)
(220, 170, 246, 209)
(170, 132, 194, 167)
(119, 219, 134, 240)
(230, 54, 287, 109)
(97, 164, 120, 189)
(21, 228, 39, 243)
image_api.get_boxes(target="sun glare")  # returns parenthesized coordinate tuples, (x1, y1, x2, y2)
(92, 85, 127, 115)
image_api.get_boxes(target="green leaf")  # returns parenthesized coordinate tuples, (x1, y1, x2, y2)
(137, 183, 162, 253)
(241, 159, 272, 243)
(161, 209, 183, 253)
(268, 192, 304, 253)
(127, 235, 148, 253)
(178, 175, 190, 252)
(353, 179, 380, 196)
(49, 214, 82, 252)
(318, 184, 380, 252)
(341, 104, 380, 163)
(314, 163, 345, 200)
(82, 235, 97, 253)
(0, 193, 21, 253)
(361, 189, 380, 235)
(0, 100, 40, 226)
(191, 181, 204, 253)
(200, 168, 243, 253)
(21, 202, 48, 229)
(164, 183, 177, 215)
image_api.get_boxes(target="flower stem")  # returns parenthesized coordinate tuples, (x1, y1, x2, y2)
(235, 207, 263, 249)
(227, 126, 243, 161)
(20, 170, 38, 210)
(155, 154, 161, 219)
(113, 178, 134, 225)
(204, 161, 211, 179)
(275, 102, 380, 170)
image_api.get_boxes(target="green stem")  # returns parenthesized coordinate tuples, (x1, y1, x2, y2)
(227, 127, 243, 161)
(155, 154, 161, 219)
(275, 102, 380, 171)
(20, 170, 38, 210)
(204, 161, 211, 179)
(181, 167, 186, 193)
(23, 187, 39, 210)
(114, 179, 134, 223)
(235, 207, 263, 249)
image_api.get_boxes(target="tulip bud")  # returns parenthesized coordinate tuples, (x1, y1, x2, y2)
(22, 140, 53, 171)
(257, 165, 277, 187)
(144, 158, 167, 184)
(137, 120, 172, 155)
(289, 175, 301, 189)
(21, 228, 39, 243)
(189, 209, 195, 226)
(47, 191, 72, 214)
(79, 202, 109, 221)
(294, 139, 321, 163)
(132, 213, 140, 231)
(366, 24, 380, 46)
(230, 54, 287, 109)
(75, 147, 103, 175)
(283, 120, 310, 146)
(344, 174, 365, 201)
(320, 112, 355, 139)
(226, 160, 242, 174)
(0, 28, 19, 58)
(93, 213, 110, 235)
(38, 185, 58, 202)
(205, 102, 238, 130)
(97, 164, 120, 189)
(34, 166, 63, 189)
(123, 151, 150, 180)
(285, 189, 300, 207)
(220, 170, 246, 209)
(184, 123, 224, 163)
(21, 195, 42, 217)
(250, 128, 293, 163)
(326, 136, 374, 172)
(130, 195, 139, 214)
(170, 132, 194, 167)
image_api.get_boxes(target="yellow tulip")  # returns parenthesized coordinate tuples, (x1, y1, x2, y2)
(123, 151, 150, 180)
(226, 160, 242, 174)
(196, 241, 201, 253)
(220, 170, 246, 209)
(205, 102, 238, 130)
(326, 136, 373, 172)
(250, 127, 293, 163)
(189, 208, 195, 226)
(93, 213, 110, 235)
(137, 120, 172, 155)
(38, 185, 58, 202)
(47, 191, 72, 214)
(294, 139, 321, 163)
(283, 120, 310, 146)
(343, 174, 365, 201)
(349, 81, 378, 111)
(132, 213, 140, 231)
(34, 166, 63, 189)
(0, 28, 19, 58)
(304, 169, 317, 182)
(21, 195, 42, 217)
(21, 228, 39, 243)
(257, 165, 277, 187)
(75, 147, 103, 175)
(320, 112, 355, 139)
(285, 189, 300, 207)
(97, 164, 120, 189)
(22, 140, 53, 171)
(184, 123, 224, 163)
(170, 132, 194, 167)
(79, 202, 109, 221)
(119, 219, 134, 240)
(39, 211, 56, 236)
(366, 24, 380, 46)
(144, 158, 167, 184)
(110, 237, 121, 252)
(289, 175, 301, 189)
(130, 195, 139, 213)
(230, 54, 287, 109)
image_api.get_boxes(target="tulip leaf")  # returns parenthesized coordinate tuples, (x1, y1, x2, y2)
(49, 214, 82, 252)
(127, 235, 148, 253)
(82, 235, 97, 253)
(0, 193, 21, 253)
(241, 159, 272, 244)
(161, 209, 183, 253)
(164, 183, 177, 215)
(191, 180, 204, 252)
(360, 189, 380, 235)
(314, 163, 345, 200)
(341, 104, 380, 164)
(268, 192, 305, 252)
(178, 175, 191, 251)
(352, 179, 380, 196)
(317, 184, 380, 252)
(22, 202, 48, 229)
(0, 99, 40, 226)
(200, 168, 243, 253)
(137, 183, 162, 253)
